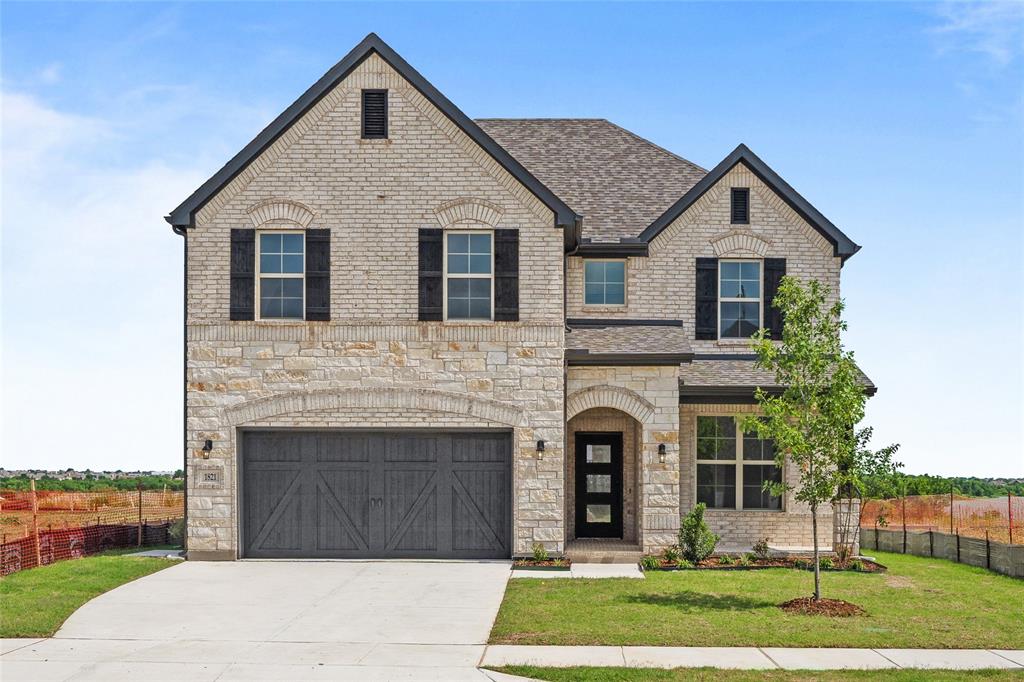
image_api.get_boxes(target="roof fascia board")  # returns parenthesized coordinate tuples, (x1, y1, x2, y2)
(567, 318, 684, 328)
(566, 350, 693, 366)
(638, 144, 860, 260)
(166, 33, 580, 232)
(574, 240, 649, 258)
(679, 384, 877, 400)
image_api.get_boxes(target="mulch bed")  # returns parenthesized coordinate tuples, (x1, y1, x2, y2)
(512, 558, 572, 570)
(644, 556, 886, 573)
(780, 596, 866, 617)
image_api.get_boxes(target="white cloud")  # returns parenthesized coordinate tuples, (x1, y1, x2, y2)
(1, 91, 207, 471)
(930, 1, 1024, 66)
(39, 63, 62, 85)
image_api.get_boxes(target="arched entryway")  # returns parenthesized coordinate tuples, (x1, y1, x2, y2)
(566, 407, 643, 553)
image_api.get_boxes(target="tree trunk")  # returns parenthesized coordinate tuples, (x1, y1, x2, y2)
(811, 502, 821, 601)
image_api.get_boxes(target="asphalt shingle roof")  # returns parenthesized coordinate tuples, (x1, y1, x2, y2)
(476, 119, 706, 242)
(566, 325, 692, 356)
(679, 359, 876, 394)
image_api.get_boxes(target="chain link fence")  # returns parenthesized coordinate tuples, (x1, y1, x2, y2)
(0, 484, 184, 575)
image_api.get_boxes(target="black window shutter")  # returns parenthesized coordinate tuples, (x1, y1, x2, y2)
(361, 89, 388, 139)
(229, 229, 255, 321)
(305, 229, 330, 321)
(418, 228, 443, 321)
(763, 258, 786, 340)
(494, 229, 519, 321)
(695, 257, 718, 340)
(731, 188, 750, 224)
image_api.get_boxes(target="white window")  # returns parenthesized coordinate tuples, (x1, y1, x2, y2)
(696, 416, 781, 511)
(257, 232, 304, 319)
(584, 260, 626, 306)
(444, 231, 492, 320)
(719, 260, 761, 339)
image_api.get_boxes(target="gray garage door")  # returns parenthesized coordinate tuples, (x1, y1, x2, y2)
(240, 430, 512, 559)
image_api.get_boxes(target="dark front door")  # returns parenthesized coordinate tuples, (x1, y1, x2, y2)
(241, 430, 512, 559)
(574, 432, 623, 538)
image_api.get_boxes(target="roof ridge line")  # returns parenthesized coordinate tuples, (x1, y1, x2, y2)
(601, 119, 708, 174)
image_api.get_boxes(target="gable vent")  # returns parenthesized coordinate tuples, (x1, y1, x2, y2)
(730, 187, 750, 224)
(361, 89, 388, 139)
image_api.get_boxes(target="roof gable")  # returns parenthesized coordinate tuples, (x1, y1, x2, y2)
(166, 33, 580, 234)
(638, 144, 860, 260)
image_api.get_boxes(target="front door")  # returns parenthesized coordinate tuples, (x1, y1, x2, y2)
(574, 433, 623, 538)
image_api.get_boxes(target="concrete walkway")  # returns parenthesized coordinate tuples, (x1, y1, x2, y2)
(481, 645, 1024, 671)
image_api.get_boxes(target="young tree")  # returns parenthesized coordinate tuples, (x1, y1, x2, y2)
(742, 277, 896, 602)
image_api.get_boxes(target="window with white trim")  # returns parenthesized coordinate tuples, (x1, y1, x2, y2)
(696, 416, 781, 510)
(445, 231, 492, 320)
(584, 260, 626, 306)
(719, 260, 761, 339)
(257, 232, 304, 319)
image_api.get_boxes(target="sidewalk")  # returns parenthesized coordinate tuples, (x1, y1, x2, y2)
(480, 645, 1024, 671)
(2, 639, 1022, 680)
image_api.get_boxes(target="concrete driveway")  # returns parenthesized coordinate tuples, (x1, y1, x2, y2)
(1, 560, 521, 681)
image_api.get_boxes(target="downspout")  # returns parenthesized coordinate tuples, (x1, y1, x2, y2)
(561, 218, 582, 555)
(171, 223, 188, 555)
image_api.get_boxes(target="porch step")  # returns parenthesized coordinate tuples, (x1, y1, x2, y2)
(565, 540, 644, 564)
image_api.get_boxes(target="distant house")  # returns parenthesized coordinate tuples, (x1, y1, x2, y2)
(168, 34, 873, 562)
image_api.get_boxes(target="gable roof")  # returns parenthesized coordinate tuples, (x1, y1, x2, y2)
(165, 33, 580, 236)
(638, 144, 861, 260)
(476, 119, 707, 243)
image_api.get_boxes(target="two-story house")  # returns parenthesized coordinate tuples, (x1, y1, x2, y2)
(168, 33, 873, 561)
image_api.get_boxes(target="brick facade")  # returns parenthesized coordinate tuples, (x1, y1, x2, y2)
(180, 40, 856, 560)
(185, 54, 565, 558)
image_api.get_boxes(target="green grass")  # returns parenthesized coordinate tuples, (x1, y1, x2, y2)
(493, 668, 1024, 682)
(491, 551, 1024, 649)
(0, 550, 176, 637)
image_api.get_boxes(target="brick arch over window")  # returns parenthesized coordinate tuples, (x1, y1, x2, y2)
(565, 385, 656, 425)
(433, 197, 505, 229)
(222, 387, 526, 427)
(710, 230, 772, 258)
(246, 198, 317, 229)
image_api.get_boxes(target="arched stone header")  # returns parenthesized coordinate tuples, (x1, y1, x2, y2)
(433, 197, 505, 228)
(710, 230, 772, 258)
(566, 385, 655, 424)
(247, 198, 316, 229)
(223, 387, 526, 428)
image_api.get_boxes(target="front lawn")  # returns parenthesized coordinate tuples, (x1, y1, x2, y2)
(0, 550, 176, 637)
(494, 668, 1024, 681)
(491, 551, 1024, 649)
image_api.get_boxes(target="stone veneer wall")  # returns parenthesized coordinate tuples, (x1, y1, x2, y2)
(184, 53, 568, 558)
(566, 366, 680, 552)
(679, 402, 833, 551)
(566, 408, 641, 544)
(566, 164, 842, 355)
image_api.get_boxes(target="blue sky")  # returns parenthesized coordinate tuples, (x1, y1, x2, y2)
(2, 2, 1022, 476)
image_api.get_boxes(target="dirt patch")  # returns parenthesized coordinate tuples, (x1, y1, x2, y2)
(780, 597, 865, 617)
(885, 575, 916, 588)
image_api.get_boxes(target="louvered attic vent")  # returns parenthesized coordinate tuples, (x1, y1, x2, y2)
(361, 89, 388, 139)
(731, 187, 750, 224)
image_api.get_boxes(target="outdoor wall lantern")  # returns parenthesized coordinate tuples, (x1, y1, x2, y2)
(658, 443, 667, 463)
(536, 440, 545, 458)
(201, 440, 213, 459)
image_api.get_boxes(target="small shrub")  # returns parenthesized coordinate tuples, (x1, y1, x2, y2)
(663, 545, 681, 563)
(168, 518, 185, 546)
(794, 558, 812, 570)
(531, 542, 549, 563)
(552, 557, 568, 568)
(850, 558, 865, 572)
(640, 555, 662, 571)
(675, 558, 694, 569)
(718, 554, 735, 566)
(819, 556, 835, 570)
(752, 537, 771, 561)
(678, 502, 719, 564)
(738, 553, 754, 567)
